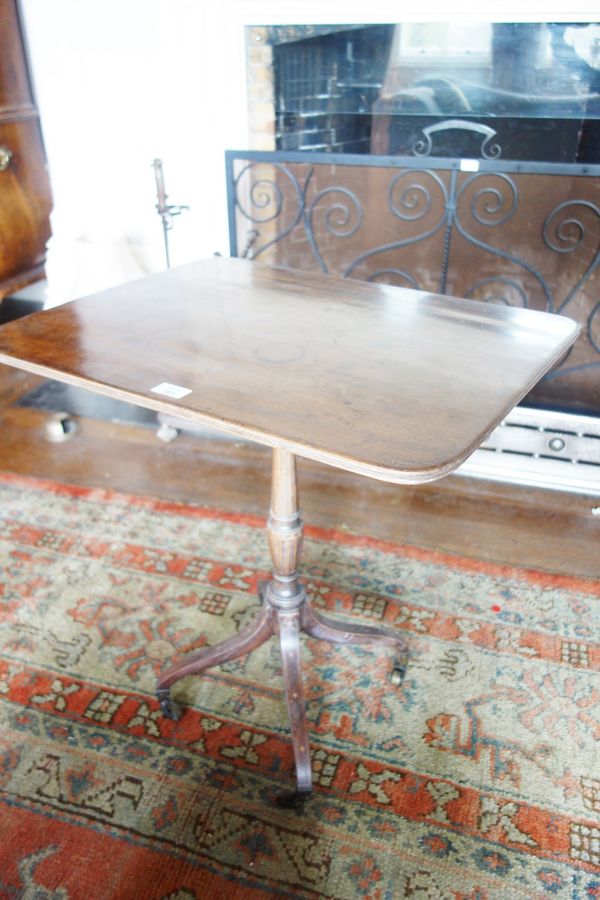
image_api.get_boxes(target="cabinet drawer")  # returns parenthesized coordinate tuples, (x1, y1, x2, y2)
(0, 117, 52, 294)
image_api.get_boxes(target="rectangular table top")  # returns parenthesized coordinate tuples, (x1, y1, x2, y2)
(0, 257, 578, 484)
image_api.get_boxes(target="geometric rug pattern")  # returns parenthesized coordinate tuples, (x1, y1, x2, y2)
(0, 472, 598, 898)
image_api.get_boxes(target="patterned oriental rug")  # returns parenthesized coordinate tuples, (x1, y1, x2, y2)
(0, 472, 598, 899)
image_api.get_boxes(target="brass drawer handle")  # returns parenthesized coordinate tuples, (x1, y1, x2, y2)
(0, 146, 13, 172)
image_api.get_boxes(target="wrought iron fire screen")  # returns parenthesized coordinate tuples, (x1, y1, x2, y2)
(225, 148, 600, 417)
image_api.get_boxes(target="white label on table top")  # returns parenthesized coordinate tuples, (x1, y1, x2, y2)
(460, 159, 480, 172)
(150, 382, 192, 399)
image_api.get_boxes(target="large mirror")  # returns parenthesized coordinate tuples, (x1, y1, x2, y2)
(266, 22, 600, 161)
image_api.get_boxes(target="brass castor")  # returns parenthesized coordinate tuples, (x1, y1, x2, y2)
(391, 652, 409, 686)
(275, 789, 311, 809)
(157, 687, 180, 721)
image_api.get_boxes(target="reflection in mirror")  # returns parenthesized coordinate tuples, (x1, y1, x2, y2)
(384, 23, 600, 116)
(263, 22, 600, 161)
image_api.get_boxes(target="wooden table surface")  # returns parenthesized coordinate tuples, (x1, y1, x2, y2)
(0, 257, 578, 484)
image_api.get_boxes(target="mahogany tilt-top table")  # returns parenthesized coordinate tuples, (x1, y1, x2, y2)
(0, 257, 578, 805)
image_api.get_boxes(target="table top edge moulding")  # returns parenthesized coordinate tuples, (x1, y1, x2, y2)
(0, 257, 579, 485)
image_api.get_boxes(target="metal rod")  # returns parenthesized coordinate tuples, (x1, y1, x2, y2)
(152, 158, 189, 269)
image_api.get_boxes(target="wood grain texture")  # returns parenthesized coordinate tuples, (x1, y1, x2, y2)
(0, 0, 52, 299)
(0, 257, 578, 483)
(268, 448, 303, 579)
(0, 0, 32, 111)
(0, 119, 52, 284)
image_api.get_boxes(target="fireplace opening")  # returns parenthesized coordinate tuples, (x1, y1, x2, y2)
(261, 22, 600, 162)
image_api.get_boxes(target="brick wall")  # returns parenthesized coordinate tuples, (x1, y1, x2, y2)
(245, 25, 394, 154)
(246, 27, 276, 151)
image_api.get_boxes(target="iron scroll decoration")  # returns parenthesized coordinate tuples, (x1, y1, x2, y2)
(227, 145, 600, 385)
(345, 169, 449, 281)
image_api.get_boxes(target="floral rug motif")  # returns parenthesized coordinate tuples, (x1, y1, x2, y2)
(0, 471, 598, 899)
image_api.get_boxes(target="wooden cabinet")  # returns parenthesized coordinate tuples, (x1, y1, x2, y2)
(0, 0, 52, 300)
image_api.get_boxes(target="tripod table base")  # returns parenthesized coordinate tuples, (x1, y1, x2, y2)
(156, 449, 409, 802)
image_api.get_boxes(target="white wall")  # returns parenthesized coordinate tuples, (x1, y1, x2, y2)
(21, 0, 246, 303)
(20, 0, 598, 306)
